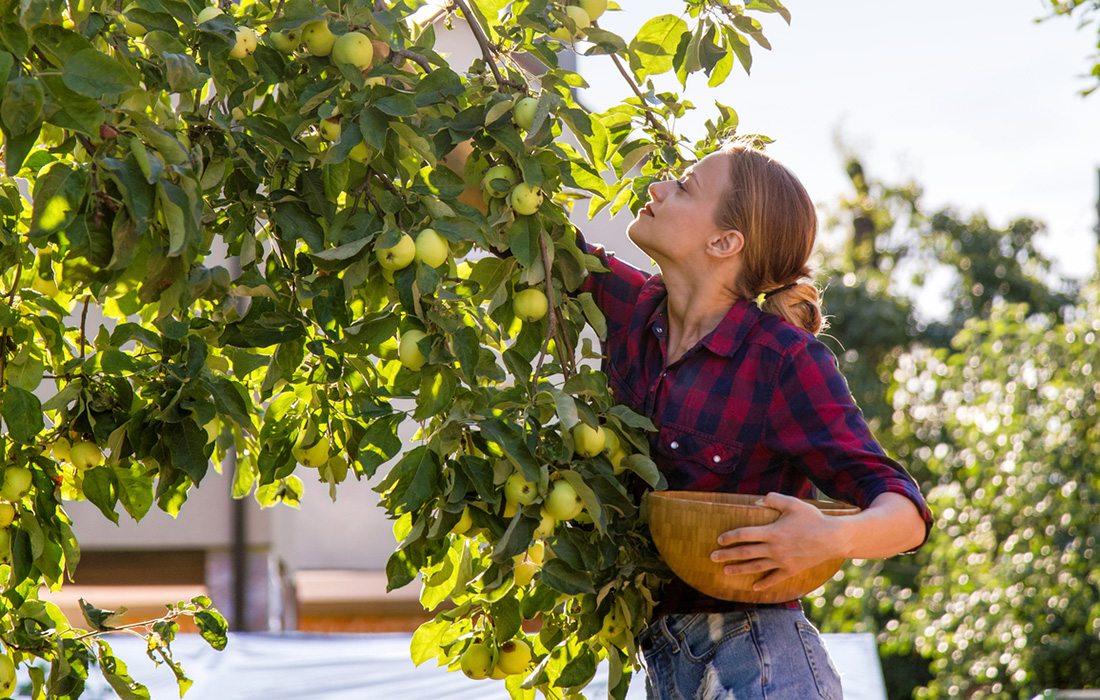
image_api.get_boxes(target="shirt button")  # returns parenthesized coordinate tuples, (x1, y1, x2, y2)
(712, 455, 721, 463)
(654, 327, 663, 335)
(669, 441, 679, 450)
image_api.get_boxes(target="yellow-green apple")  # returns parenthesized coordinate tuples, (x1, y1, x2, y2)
(123, 19, 146, 36)
(545, 480, 583, 521)
(504, 473, 538, 506)
(301, 20, 336, 56)
(195, 5, 223, 23)
(480, 165, 517, 199)
(513, 558, 537, 586)
(459, 642, 494, 680)
(512, 97, 538, 130)
(376, 233, 416, 270)
(319, 117, 341, 141)
(513, 288, 548, 322)
(70, 441, 104, 470)
(414, 228, 449, 268)
(533, 507, 556, 538)
(507, 182, 543, 215)
(49, 437, 72, 462)
(0, 654, 12, 697)
(0, 503, 15, 528)
(1, 467, 33, 502)
(579, 0, 607, 22)
(349, 141, 371, 164)
(550, 6, 590, 40)
(398, 330, 428, 370)
(572, 423, 606, 457)
(331, 31, 373, 68)
(526, 540, 546, 566)
(268, 29, 300, 53)
(229, 27, 258, 58)
(496, 639, 533, 675)
(292, 432, 330, 467)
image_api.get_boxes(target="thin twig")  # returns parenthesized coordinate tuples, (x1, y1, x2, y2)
(79, 297, 90, 362)
(71, 611, 185, 642)
(452, 0, 525, 91)
(390, 48, 432, 73)
(608, 52, 675, 145)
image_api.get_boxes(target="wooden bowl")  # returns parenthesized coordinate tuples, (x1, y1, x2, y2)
(646, 491, 861, 604)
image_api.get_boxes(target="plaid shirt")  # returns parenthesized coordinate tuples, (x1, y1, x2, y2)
(579, 237, 934, 617)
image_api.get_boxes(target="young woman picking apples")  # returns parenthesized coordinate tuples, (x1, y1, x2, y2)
(577, 139, 933, 698)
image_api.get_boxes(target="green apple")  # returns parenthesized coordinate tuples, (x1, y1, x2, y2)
(319, 117, 341, 141)
(526, 540, 545, 566)
(398, 330, 428, 370)
(460, 642, 494, 680)
(496, 639, 533, 675)
(480, 165, 517, 199)
(504, 473, 538, 506)
(550, 5, 590, 41)
(512, 96, 538, 130)
(579, 0, 607, 22)
(513, 288, 548, 322)
(49, 437, 72, 462)
(292, 433, 330, 468)
(572, 423, 606, 457)
(513, 559, 537, 586)
(0, 653, 13, 697)
(268, 29, 300, 53)
(545, 480, 583, 521)
(229, 27, 258, 59)
(0, 503, 15, 528)
(331, 31, 374, 69)
(599, 608, 626, 642)
(301, 20, 336, 56)
(533, 507, 557, 538)
(414, 228, 449, 268)
(195, 5, 223, 24)
(451, 506, 473, 535)
(70, 441, 104, 470)
(0, 528, 10, 562)
(349, 141, 371, 164)
(507, 182, 543, 216)
(123, 19, 147, 37)
(376, 233, 416, 270)
(1, 467, 33, 502)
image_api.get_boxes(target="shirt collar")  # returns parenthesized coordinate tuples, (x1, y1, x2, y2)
(647, 286, 761, 359)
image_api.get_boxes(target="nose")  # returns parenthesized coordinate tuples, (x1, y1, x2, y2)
(647, 180, 665, 203)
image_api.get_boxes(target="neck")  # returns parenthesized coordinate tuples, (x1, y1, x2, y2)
(659, 263, 742, 360)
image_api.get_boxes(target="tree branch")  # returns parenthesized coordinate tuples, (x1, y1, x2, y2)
(608, 52, 676, 146)
(390, 48, 432, 73)
(452, 0, 525, 91)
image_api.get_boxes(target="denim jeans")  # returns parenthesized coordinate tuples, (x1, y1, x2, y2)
(638, 608, 844, 700)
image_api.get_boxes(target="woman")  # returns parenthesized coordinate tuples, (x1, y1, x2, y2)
(577, 140, 934, 699)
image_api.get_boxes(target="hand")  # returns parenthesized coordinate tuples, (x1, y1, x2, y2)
(710, 492, 851, 592)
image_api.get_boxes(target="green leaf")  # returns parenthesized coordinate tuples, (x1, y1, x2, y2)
(29, 161, 89, 238)
(357, 414, 403, 478)
(96, 642, 151, 700)
(62, 49, 137, 97)
(630, 15, 688, 79)
(82, 467, 121, 524)
(1, 77, 44, 134)
(0, 386, 43, 443)
(540, 559, 595, 595)
(195, 609, 229, 650)
(410, 618, 450, 666)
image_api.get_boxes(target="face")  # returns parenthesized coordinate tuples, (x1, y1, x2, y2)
(626, 151, 740, 269)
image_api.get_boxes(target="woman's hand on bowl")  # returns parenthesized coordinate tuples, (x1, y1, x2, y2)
(710, 492, 852, 592)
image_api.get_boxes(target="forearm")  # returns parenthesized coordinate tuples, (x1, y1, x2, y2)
(835, 491, 927, 559)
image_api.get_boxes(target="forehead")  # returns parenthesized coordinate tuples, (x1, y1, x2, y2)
(687, 152, 731, 189)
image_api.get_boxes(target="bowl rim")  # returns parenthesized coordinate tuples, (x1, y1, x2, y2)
(647, 490, 861, 515)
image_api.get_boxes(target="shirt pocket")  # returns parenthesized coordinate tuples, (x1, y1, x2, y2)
(654, 423, 743, 475)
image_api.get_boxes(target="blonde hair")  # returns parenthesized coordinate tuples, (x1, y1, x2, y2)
(715, 139, 826, 335)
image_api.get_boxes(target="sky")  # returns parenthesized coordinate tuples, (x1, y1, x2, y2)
(573, 0, 1100, 282)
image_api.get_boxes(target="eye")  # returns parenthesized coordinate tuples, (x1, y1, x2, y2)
(676, 179, 687, 191)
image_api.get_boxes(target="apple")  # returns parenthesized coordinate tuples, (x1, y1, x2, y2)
(459, 642, 494, 680)
(70, 441, 104, 470)
(496, 639, 533, 675)
(49, 437, 72, 462)
(195, 5, 223, 24)
(0, 504, 15, 528)
(512, 96, 538, 130)
(504, 473, 538, 506)
(363, 76, 386, 87)
(349, 141, 371, 164)
(533, 507, 557, 538)
(398, 330, 428, 370)
(451, 506, 473, 535)
(572, 423, 606, 457)
(122, 19, 146, 37)
(526, 540, 545, 566)
(229, 27, 258, 59)
(414, 228, 449, 268)
(0, 654, 13, 697)
(507, 182, 543, 216)
(319, 117, 341, 141)
(579, 0, 607, 22)
(513, 288, 548, 322)
(268, 29, 300, 53)
(513, 558, 537, 586)
(376, 233, 416, 270)
(0, 528, 10, 562)
(301, 20, 336, 56)
(332, 31, 374, 69)
(1, 467, 33, 502)
(599, 608, 627, 643)
(480, 165, 517, 199)
(292, 430, 330, 468)
(545, 480, 583, 521)
(550, 5, 590, 41)
(370, 39, 391, 66)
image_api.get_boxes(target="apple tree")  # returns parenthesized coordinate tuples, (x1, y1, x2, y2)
(0, 0, 790, 696)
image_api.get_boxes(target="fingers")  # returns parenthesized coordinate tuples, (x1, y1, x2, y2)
(716, 526, 768, 547)
(721, 559, 775, 577)
(711, 543, 768, 563)
(751, 568, 794, 592)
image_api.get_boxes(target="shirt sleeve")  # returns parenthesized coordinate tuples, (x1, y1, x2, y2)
(765, 336, 934, 553)
(574, 229, 651, 337)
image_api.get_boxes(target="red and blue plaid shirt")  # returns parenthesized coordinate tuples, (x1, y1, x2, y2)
(579, 237, 934, 617)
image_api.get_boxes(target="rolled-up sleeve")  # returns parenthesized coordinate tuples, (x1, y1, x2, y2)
(765, 337, 934, 552)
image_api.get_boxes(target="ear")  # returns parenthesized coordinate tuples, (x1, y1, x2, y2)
(706, 228, 744, 259)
